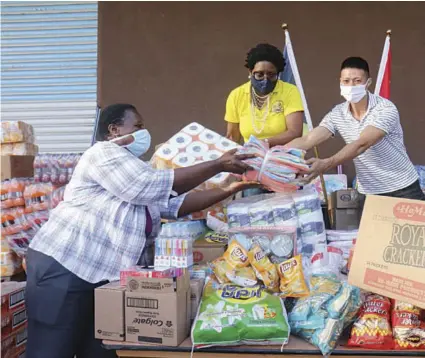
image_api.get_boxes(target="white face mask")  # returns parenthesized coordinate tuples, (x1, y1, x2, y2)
(340, 81, 370, 103)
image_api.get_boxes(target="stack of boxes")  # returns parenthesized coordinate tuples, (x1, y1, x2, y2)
(95, 268, 198, 347)
(1, 282, 27, 358)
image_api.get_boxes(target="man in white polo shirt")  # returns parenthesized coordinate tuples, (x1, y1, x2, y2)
(287, 57, 424, 200)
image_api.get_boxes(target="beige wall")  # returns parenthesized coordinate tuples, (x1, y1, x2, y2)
(98, 1, 425, 181)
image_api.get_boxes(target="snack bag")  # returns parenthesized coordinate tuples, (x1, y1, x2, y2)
(222, 241, 249, 268)
(348, 294, 393, 349)
(248, 244, 279, 292)
(192, 279, 290, 348)
(226, 266, 257, 287)
(392, 300, 425, 350)
(209, 257, 232, 284)
(276, 255, 309, 298)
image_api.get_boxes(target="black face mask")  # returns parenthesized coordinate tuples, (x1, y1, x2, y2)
(251, 77, 278, 95)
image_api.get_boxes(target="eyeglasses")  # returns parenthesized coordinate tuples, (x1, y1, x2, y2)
(252, 71, 278, 81)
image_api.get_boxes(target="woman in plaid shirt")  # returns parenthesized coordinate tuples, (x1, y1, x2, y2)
(25, 104, 259, 358)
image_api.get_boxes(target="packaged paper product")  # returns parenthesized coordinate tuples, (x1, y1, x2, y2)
(1, 142, 39, 156)
(326, 230, 358, 242)
(348, 294, 393, 349)
(297, 211, 325, 238)
(289, 276, 362, 356)
(1, 121, 35, 144)
(392, 300, 425, 350)
(226, 195, 268, 229)
(238, 136, 308, 193)
(191, 279, 290, 348)
(182, 122, 205, 136)
(292, 189, 322, 216)
(309, 245, 343, 278)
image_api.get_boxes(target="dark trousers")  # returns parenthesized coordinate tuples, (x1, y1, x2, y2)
(379, 180, 425, 200)
(25, 248, 117, 358)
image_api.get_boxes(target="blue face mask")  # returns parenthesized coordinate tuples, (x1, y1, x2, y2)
(126, 129, 151, 157)
(251, 77, 277, 95)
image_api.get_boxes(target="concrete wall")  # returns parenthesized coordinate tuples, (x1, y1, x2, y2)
(98, 1, 425, 181)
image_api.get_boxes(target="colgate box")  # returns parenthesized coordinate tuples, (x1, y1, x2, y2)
(349, 195, 425, 309)
(1, 282, 26, 316)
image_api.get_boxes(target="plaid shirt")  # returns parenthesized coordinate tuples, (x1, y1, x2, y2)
(30, 141, 186, 283)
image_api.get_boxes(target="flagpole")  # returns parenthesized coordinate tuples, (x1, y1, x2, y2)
(281, 23, 330, 211)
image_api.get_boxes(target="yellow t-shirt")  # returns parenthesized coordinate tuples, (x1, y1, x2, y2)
(225, 80, 305, 142)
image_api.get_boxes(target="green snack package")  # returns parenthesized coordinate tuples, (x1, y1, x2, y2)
(191, 279, 290, 348)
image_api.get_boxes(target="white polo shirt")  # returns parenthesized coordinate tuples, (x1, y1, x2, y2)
(319, 93, 418, 195)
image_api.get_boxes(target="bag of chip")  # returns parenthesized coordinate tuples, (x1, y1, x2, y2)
(191, 279, 290, 348)
(226, 266, 257, 287)
(210, 257, 232, 284)
(276, 255, 309, 298)
(348, 294, 393, 350)
(392, 300, 425, 350)
(248, 243, 279, 292)
(222, 240, 250, 268)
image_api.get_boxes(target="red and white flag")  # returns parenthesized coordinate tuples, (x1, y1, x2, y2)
(374, 32, 392, 99)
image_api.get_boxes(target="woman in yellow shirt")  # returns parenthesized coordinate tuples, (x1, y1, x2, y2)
(225, 43, 305, 147)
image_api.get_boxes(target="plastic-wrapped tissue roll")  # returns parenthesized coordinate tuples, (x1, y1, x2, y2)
(227, 204, 250, 229)
(206, 172, 232, 189)
(181, 122, 205, 137)
(271, 199, 296, 225)
(171, 153, 196, 168)
(186, 141, 209, 158)
(215, 137, 239, 152)
(202, 150, 222, 162)
(248, 205, 275, 227)
(199, 129, 220, 145)
(297, 211, 325, 238)
(155, 143, 179, 160)
(326, 230, 358, 242)
(169, 132, 193, 149)
(299, 233, 327, 257)
(292, 190, 322, 215)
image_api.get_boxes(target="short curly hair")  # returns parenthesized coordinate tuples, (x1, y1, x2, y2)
(245, 43, 285, 73)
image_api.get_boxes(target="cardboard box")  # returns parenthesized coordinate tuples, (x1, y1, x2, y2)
(331, 189, 364, 209)
(331, 208, 361, 230)
(193, 238, 226, 264)
(126, 269, 190, 294)
(94, 281, 126, 341)
(190, 278, 204, 320)
(1, 325, 27, 357)
(1, 282, 26, 316)
(120, 267, 184, 286)
(1, 307, 27, 338)
(348, 195, 425, 309)
(125, 288, 190, 346)
(0, 156, 34, 181)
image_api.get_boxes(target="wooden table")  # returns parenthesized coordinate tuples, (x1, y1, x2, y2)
(103, 336, 425, 358)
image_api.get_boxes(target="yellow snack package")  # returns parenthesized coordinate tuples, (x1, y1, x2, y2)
(276, 255, 310, 298)
(210, 257, 232, 284)
(226, 266, 258, 287)
(222, 240, 249, 268)
(248, 244, 279, 291)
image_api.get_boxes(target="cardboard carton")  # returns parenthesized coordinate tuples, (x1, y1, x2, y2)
(0, 156, 34, 181)
(193, 238, 226, 264)
(348, 195, 425, 309)
(331, 208, 361, 230)
(1, 307, 27, 338)
(1, 325, 27, 357)
(1, 282, 26, 316)
(331, 189, 365, 209)
(190, 278, 204, 320)
(125, 288, 191, 346)
(126, 269, 190, 294)
(94, 281, 126, 341)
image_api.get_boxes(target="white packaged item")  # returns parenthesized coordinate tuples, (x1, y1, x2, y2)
(202, 150, 223, 162)
(154, 143, 179, 161)
(172, 153, 197, 167)
(215, 137, 239, 152)
(292, 189, 322, 215)
(181, 122, 205, 136)
(169, 132, 193, 149)
(199, 129, 220, 145)
(310, 245, 343, 278)
(326, 230, 358, 242)
(186, 141, 210, 158)
(297, 210, 325, 238)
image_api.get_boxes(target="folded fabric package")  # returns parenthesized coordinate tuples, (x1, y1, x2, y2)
(238, 136, 309, 193)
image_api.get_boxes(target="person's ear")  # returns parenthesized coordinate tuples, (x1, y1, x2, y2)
(108, 124, 120, 139)
(366, 78, 373, 89)
(248, 70, 252, 79)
